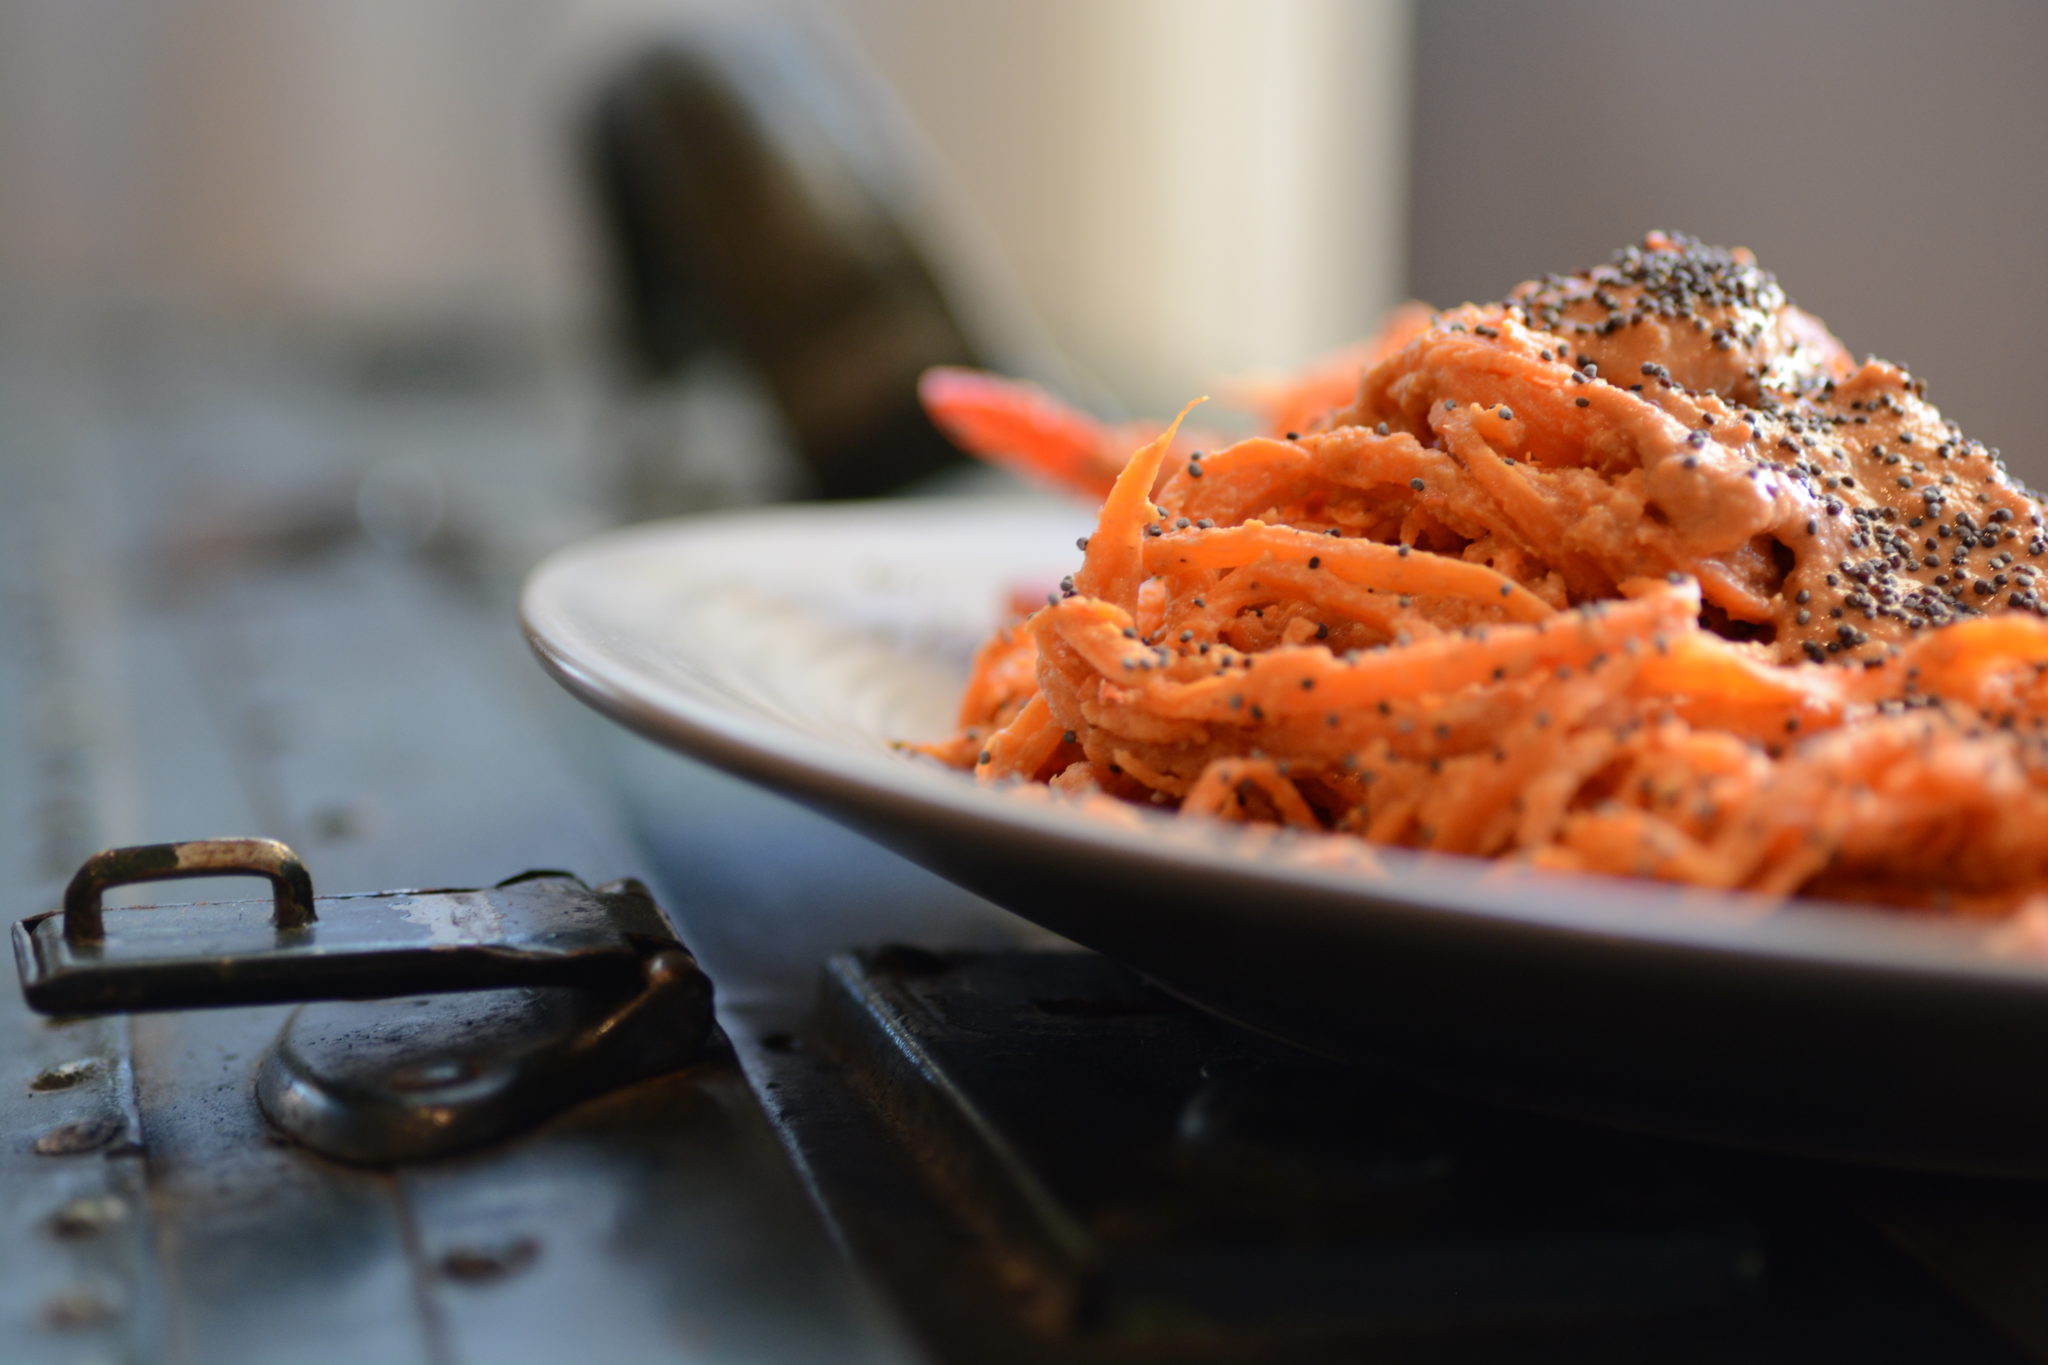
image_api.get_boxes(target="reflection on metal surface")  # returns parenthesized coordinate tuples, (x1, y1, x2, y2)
(396, 888, 506, 945)
(256, 945, 715, 1166)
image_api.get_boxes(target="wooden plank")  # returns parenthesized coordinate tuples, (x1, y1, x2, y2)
(0, 352, 172, 1365)
(18, 336, 916, 1364)
(0, 341, 442, 1365)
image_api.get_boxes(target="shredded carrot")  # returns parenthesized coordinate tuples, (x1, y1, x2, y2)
(920, 233, 2048, 914)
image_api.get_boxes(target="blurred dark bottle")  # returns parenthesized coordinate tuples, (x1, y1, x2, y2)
(585, 15, 989, 507)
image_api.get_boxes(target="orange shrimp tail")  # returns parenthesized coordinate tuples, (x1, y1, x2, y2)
(1229, 303, 1437, 437)
(918, 367, 1124, 499)
(920, 366, 1223, 502)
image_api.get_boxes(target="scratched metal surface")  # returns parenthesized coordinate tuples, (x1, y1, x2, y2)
(0, 331, 913, 1364)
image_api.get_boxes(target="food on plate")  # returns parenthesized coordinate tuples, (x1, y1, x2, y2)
(919, 303, 1436, 501)
(915, 233, 2048, 914)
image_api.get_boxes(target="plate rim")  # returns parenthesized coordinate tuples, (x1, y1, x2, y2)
(519, 499, 2048, 1000)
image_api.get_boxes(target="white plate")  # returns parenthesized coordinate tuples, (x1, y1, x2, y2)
(523, 498, 2048, 1175)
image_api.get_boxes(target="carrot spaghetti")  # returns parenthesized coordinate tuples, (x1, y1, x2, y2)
(918, 233, 2048, 914)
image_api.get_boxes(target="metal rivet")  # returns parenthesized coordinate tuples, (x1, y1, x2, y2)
(33, 1118, 122, 1156)
(46, 1194, 129, 1239)
(30, 1060, 101, 1092)
(440, 1236, 540, 1283)
(39, 1285, 120, 1330)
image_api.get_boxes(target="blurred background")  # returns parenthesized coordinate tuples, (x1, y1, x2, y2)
(4, 0, 2044, 522)
(5, 11, 2048, 1354)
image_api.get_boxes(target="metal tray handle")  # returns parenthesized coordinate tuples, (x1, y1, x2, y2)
(62, 838, 316, 946)
(16, 839, 716, 1163)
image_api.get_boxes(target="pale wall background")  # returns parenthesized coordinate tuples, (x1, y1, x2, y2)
(0, 0, 2039, 474)
(1410, 0, 2048, 482)
(0, 0, 1408, 418)
(835, 0, 1411, 410)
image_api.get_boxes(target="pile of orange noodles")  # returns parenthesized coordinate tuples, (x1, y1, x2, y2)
(918, 234, 2048, 914)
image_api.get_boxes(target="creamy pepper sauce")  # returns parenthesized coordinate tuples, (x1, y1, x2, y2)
(1323, 231, 2047, 666)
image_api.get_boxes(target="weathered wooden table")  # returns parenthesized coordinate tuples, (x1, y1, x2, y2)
(0, 328, 1024, 1364)
(18, 328, 2048, 1365)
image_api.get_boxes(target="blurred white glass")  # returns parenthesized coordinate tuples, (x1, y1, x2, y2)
(835, 0, 1412, 412)
(0, 0, 1410, 418)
